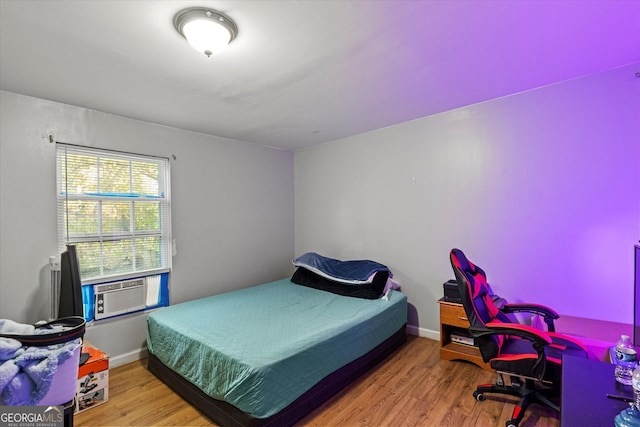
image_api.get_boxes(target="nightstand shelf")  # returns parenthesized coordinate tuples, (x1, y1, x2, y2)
(438, 298, 493, 371)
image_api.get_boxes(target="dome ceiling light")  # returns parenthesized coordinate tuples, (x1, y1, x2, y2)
(174, 7, 238, 57)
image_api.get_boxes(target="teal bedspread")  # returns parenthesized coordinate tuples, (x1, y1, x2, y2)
(147, 279, 407, 419)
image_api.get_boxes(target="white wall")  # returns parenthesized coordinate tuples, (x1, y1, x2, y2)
(0, 91, 294, 363)
(295, 63, 640, 337)
(1, 63, 638, 363)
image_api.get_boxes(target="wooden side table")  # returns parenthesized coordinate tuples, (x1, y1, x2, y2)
(438, 298, 493, 371)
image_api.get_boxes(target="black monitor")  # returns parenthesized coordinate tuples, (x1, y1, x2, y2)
(58, 244, 84, 319)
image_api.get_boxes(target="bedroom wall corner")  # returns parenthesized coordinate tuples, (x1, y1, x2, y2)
(0, 90, 295, 361)
(293, 62, 640, 338)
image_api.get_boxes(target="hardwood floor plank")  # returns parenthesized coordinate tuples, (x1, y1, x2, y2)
(75, 335, 559, 426)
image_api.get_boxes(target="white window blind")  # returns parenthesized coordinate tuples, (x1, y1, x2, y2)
(56, 144, 171, 282)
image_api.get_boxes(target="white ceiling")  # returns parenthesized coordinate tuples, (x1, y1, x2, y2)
(1, 1, 639, 151)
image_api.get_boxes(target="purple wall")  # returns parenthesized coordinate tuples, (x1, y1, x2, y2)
(295, 63, 640, 333)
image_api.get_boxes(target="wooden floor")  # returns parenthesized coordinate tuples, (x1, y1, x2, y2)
(75, 335, 558, 427)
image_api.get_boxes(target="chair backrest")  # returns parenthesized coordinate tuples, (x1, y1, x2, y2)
(450, 248, 509, 361)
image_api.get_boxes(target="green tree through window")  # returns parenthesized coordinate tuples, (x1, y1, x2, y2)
(57, 145, 171, 281)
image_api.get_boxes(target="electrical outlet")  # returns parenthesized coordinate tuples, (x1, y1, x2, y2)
(49, 255, 61, 271)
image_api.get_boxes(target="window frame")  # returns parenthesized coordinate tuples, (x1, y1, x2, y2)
(56, 143, 172, 285)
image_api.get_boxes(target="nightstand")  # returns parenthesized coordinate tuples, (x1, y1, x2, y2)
(438, 298, 493, 371)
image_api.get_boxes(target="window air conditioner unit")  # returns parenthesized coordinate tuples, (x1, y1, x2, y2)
(94, 278, 147, 320)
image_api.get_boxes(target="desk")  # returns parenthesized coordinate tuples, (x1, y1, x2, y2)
(561, 355, 631, 426)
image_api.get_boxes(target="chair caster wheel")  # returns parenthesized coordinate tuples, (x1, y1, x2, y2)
(473, 391, 484, 401)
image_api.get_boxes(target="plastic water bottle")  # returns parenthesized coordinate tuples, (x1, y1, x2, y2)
(615, 335, 637, 385)
(633, 365, 640, 410)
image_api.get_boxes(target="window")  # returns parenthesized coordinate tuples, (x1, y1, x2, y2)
(56, 144, 172, 284)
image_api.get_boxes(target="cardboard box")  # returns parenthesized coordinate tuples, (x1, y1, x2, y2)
(75, 344, 109, 413)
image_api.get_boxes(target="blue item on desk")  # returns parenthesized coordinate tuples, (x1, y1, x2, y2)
(615, 408, 640, 427)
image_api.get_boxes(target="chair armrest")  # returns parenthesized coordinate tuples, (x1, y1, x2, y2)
(501, 303, 559, 332)
(471, 321, 552, 346)
(470, 321, 552, 380)
(501, 303, 559, 318)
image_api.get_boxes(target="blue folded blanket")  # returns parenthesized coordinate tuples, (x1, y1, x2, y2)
(0, 320, 81, 406)
(293, 252, 392, 284)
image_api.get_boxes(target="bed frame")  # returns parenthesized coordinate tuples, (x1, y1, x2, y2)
(148, 324, 407, 427)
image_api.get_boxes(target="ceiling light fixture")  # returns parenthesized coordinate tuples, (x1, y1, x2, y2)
(174, 7, 238, 57)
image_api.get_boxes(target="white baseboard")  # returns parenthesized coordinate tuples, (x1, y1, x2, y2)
(109, 347, 148, 368)
(407, 324, 439, 342)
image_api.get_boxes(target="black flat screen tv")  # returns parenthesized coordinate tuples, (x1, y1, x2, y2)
(58, 244, 84, 319)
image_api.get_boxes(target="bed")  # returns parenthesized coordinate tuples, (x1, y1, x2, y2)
(147, 254, 407, 427)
